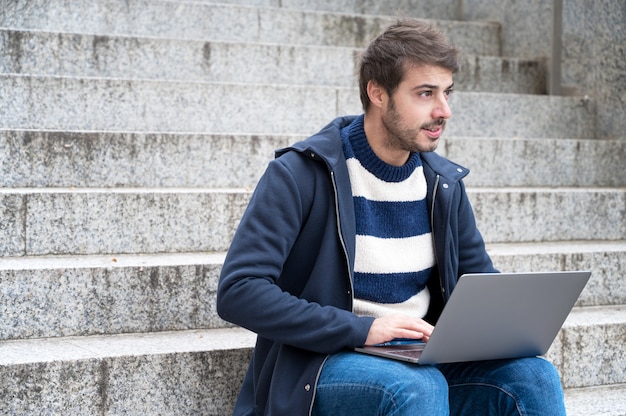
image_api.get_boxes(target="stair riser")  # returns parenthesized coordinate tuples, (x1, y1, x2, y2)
(2, 249, 624, 340)
(0, 349, 250, 416)
(0, 130, 293, 189)
(1, 76, 595, 138)
(0, 0, 499, 54)
(0, 326, 623, 415)
(0, 264, 228, 340)
(491, 247, 626, 308)
(270, 0, 461, 19)
(3, 131, 624, 189)
(0, 30, 543, 93)
(0, 189, 623, 256)
(0, 191, 249, 256)
(547, 312, 626, 389)
(1, 75, 339, 135)
(443, 138, 626, 188)
(469, 189, 626, 244)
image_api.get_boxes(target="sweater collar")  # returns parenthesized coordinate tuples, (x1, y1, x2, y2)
(342, 115, 422, 183)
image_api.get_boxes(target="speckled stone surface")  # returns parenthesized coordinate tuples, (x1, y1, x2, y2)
(0, 328, 255, 415)
(1, 29, 541, 94)
(556, 306, 626, 388)
(460, 0, 626, 140)
(0, 253, 230, 340)
(0, 190, 250, 256)
(488, 241, 626, 308)
(456, 55, 547, 94)
(468, 188, 626, 243)
(0, 130, 294, 188)
(0, 186, 623, 256)
(565, 384, 626, 416)
(4, 131, 624, 189)
(0, 76, 595, 137)
(562, 0, 626, 139)
(460, 0, 552, 59)
(0, 75, 339, 134)
(444, 92, 595, 139)
(542, 306, 626, 390)
(280, 0, 461, 20)
(0, 193, 25, 257)
(439, 137, 626, 188)
(18, 189, 250, 255)
(0, 29, 358, 87)
(0, 0, 498, 54)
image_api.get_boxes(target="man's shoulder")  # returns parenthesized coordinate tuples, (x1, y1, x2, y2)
(421, 151, 469, 181)
(275, 116, 358, 166)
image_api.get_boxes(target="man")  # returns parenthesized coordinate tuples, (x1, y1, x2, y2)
(217, 19, 566, 415)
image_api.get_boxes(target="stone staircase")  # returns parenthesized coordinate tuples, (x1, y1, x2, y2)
(1, 0, 625, 414)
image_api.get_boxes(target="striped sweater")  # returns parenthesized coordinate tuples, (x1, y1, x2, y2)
(341, 116, 435, 319)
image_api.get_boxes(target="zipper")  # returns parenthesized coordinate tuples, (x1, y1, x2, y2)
(308, 170, 354, 416)
(430, 174, 446, 299)
(330, 170, 355, 310)
(308, 354, 330, 416)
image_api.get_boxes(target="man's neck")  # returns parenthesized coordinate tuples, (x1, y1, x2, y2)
(363, 112, 411, 167)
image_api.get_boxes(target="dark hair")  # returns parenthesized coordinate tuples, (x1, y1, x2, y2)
(358, 19, 460, 110)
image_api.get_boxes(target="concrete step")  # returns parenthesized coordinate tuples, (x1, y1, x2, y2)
(0, 312, 624, 414)
(565, 384, 626, 416)
(170, 0, 462, 21)
(3, 130, 625, 189)
(0, 327, 256, 415)
(0, 188, 249, 257)
(0, 29, 544, 94)
(445, 91, 594, 139)
(468, 187, 626, 244)
(2, 241, 624, 340)
(0, 130, 294, 189)
(0, 188, 623, 257)
(0, 0, 501, 55)
(456, 55, 547, 94)
(487, 240, 626, 308)
(0, 75, 594, 138)
(440, 136, 626, 188)
(0, 252, 231, 340)
(546, 305, 626, 389)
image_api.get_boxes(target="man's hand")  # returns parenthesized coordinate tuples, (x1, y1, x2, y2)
(364, 314, 434, 346)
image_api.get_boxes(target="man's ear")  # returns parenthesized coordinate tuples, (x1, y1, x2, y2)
(367, 80, 386, 109)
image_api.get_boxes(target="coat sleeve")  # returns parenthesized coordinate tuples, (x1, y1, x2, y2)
(216, 155, 373, 354)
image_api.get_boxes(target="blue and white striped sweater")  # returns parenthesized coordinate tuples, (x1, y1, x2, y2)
(341, 116, 435, 319)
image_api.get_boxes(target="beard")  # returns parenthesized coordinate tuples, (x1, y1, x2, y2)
(381, 97, 446, 153)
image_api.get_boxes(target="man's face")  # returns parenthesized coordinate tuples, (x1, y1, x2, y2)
(381, 64, 454, 153)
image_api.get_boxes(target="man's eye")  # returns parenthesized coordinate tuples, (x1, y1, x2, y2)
(419, 91, 433, 97)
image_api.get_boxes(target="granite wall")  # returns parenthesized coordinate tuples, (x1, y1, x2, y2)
(561, 0, 626, 140)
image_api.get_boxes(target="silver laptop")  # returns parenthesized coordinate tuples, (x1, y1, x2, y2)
(355, 271, 591, 365)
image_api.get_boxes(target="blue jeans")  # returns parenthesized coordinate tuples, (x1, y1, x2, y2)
(312, 352, 566, 416)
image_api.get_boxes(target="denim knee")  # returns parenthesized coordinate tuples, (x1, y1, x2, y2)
(441, 357, 566, 416)
(381, 365, 449, 414)
(313, 352, 450, 416)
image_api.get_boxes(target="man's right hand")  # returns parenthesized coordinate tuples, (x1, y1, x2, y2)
(364, 314, 434, 346)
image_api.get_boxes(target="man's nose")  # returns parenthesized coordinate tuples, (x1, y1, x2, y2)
(433, 94, 452, 120)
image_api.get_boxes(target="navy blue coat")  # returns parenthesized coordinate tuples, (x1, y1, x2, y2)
(216, 116, 497, 415)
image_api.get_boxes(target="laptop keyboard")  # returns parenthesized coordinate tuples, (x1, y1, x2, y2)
(384, 344, 426, 359)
